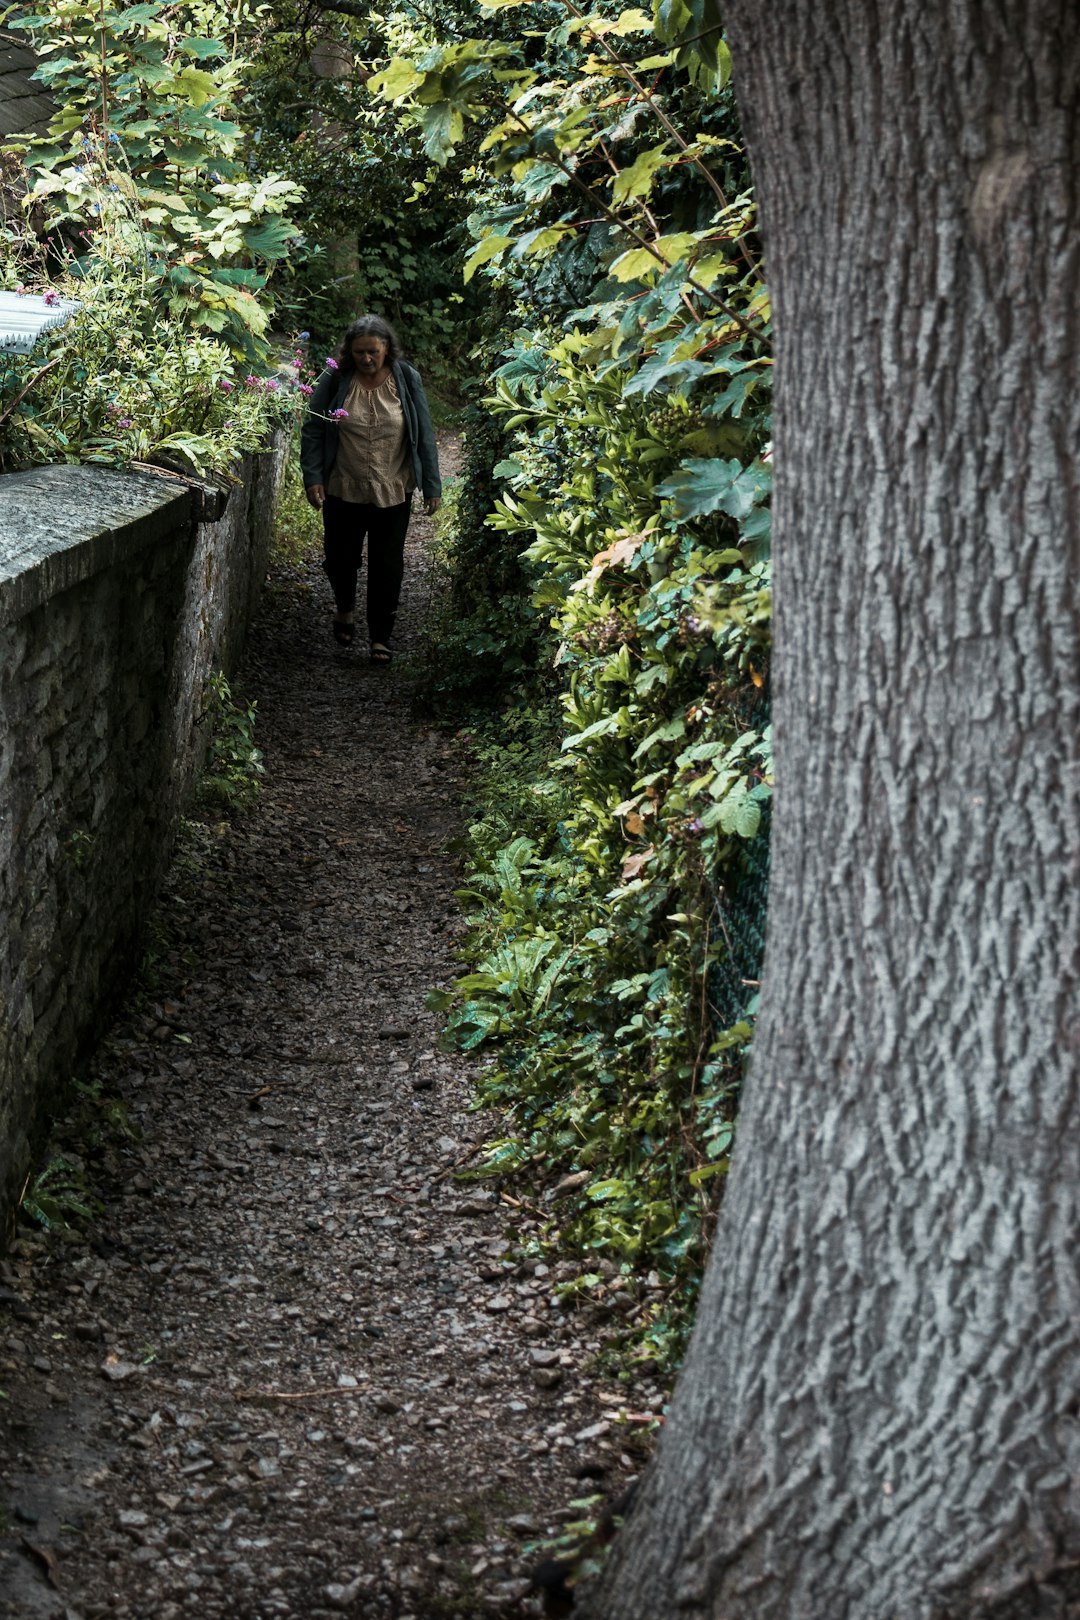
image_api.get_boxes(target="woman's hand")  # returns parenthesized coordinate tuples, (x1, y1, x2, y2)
(305, 484, 326, 510)
(423, 496, 441, 516)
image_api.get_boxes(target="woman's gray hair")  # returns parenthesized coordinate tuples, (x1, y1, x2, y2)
(337, 314, 403, 367)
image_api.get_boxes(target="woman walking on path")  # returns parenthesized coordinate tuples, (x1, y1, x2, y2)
(300, 314, 441, 664)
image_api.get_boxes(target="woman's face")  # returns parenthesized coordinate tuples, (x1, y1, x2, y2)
(350, 335, 388, 373)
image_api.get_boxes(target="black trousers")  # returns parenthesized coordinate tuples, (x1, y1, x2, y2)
(321, 495, 411, 644)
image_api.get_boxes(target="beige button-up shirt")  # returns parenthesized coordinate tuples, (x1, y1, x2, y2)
(327, 373, 415, 506)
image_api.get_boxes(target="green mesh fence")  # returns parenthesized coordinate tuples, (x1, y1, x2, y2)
(707, 692, 771, 1032)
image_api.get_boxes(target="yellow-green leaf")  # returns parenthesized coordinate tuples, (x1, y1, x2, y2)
(589, 8, 652, 34)
(171, 66, 217, 106)
(463, 234, 515, 282)
(609, 246, 661, 282)
(610, 144, 670, 207)
(368, 59, 424, 101)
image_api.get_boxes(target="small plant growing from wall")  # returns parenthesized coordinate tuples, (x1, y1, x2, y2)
(197, 671, 263, 814)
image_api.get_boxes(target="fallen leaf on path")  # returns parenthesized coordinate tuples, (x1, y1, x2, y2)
(19, 1536, 60, 1586)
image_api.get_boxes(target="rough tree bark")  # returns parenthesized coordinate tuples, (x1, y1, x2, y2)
(586, 4, 1080, 1617)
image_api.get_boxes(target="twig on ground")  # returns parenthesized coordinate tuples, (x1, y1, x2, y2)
(233, 1386, 364, 1403)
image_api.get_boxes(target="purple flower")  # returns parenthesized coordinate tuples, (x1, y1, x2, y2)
(244, 374, 258, 387)
(329, 407, 349, 420)
(42, 289, 60, 306)
(686, 816, 704, 835)
(263, 377, 280, 392)
(218, 378, 234, 392)
(298, 383, 313, 397)
(117, 418, 133, 429)
(325, 357, 339, 370)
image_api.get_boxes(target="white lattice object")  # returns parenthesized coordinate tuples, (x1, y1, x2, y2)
(0, 289, 81, 355)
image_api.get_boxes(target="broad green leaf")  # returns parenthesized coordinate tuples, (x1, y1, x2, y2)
(588, 1179, 629, 1201)
(733, 796, 761, 838)
(418, 102, 464, 165)
(118, 2, 164, 20)
(464, 234, 515, 281)
(171, 66, 217, 107)
(610, 144, 670, 207)
(513, 225, 570, 258)
(180, 37, 227, 60)
(590, 8, 652, 34)
(653, 231, 700, 260)
(609, 246, 661, 282)
(368, 59, 424, 102)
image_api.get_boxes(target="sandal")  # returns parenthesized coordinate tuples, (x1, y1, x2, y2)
(332, 617, 356, 646)
(369, 642, 393, 666)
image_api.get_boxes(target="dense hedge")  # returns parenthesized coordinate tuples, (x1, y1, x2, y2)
(389, 1, 774, 1367)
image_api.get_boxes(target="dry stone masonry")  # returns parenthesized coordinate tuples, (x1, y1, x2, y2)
(0, 446, 284, 1227)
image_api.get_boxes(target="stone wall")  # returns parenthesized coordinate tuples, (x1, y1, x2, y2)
(0, 443, 285, 1226)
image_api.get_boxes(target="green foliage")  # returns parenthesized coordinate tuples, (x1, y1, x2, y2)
(238, 4, 485, 381)
(20, 1154, 97, 1231)
(197, 671, 264, 814)
(6, 0, 302, 357)
(0, 251, 305, 474)
(416, 402, 553, 713)
(400, 0, 772, 1367)
(18, 1078, 136, 1233)
(271, 428, 322, 568)
(0, 2, 313, 473)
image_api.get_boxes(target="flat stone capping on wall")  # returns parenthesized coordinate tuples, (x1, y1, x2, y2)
(0, 444, 285, 1233)
(0, 465, 190, 619)
(0, 29, 55, 141)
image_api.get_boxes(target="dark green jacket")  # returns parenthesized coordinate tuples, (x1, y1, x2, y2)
(299, 359, 441, 501)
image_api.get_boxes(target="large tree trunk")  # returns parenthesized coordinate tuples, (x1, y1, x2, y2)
(586, 4, 1080, 1617)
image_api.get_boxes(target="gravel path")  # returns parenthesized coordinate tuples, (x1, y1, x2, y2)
(0, 440, 658, 1619)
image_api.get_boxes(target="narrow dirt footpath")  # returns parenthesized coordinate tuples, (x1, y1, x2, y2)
(0, 440, 653, 1619)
